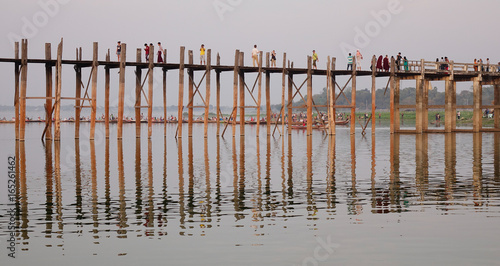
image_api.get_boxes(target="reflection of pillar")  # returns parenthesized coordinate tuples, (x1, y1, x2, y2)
(146, 140, 154, 230)
(105, 139, 111, 219)
(238, 136, 246, 211)
(177, 139, 186, 227)
(444, 133, 456, 201)
(370, 134, 376, 213)
(117, 140, 128, 238)
(204, 138, 212, 222)
(90, 140, 98, 230)
(135, 138, 143, 219)
(19, 141, 28, 239)
(327, 135, 336, 211)
(265, 136, 271, 196)
(472, 133, 483, 206)
(415, 134, 429, 199)
(188, 136, 194, 216)
(349, 134, 361, 215)
(75, 139, 82, 220)
(44, 140, 53, 236)
(231, 136, 240, 220)
(306, 135, 315, 216)
(53, 140, 63, 239)
(389, 134, 401, 211)
(287, 135, 294, 198)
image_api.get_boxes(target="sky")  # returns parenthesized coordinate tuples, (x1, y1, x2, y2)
(0, 0, 499, 109)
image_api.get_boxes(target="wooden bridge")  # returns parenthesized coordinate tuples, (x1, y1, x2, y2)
(2, 39, 500, 142)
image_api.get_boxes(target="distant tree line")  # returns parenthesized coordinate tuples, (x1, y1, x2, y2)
(271, 86, 496, 111)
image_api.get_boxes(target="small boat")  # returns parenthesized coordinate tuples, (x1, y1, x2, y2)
(335, 119, 349, 125)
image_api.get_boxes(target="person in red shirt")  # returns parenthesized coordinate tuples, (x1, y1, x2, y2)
(144, 43, 150, 62)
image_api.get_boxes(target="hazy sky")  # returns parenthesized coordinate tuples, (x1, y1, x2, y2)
(0, 0, 499, 108)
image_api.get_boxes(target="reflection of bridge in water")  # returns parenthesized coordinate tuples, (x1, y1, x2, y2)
(2, 39, 500, 142)
(12, 131, 500, 243)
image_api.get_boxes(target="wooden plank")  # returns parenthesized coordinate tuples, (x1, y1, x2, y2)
(90, 42, 98, 140)
(14, 42, 20, 140)
(265, 52, 271, 136)
(415, 78, 423, 133)
(45, 43, 52, 140)
(330, 58, 336, 135)
(307, 56, 312, 135)
(256, 51, 262, 137)
(390, 57, 395, 134)
(188, 50, 194, 137)
(239, 52, 245, 136)
(54, 39, 62, 141)
(117, 43, 126, 139)
(350, 56, 356, 135)
(444, 78, 453, 132)
(281, 53, 286, 136)
(495, 85, 500, 129)
(216, 53, 221, 136)
(163, 49, 168, 136)
(135, 48, 142, 138)
(105, 50, 110, 138)
(148, 44, 154, 139)
(371, 55, 376, 133)
(20, 40, 27, 141)
(473, 77, 482, 132)
(204, 50, 212, 138)
(230, 50, 239, 138)
(177, 46, 185, 138)
(287, 66, 293, 134)
(75, 46, 81, 139)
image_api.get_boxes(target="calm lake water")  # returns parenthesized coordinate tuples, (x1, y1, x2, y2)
(0, 122, 499, 265)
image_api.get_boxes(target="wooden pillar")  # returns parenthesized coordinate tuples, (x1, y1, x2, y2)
(163, 49, 168, 136)
(45, 43, 53, 140)
(256, 51, 263, 137)
(494, 84, 499, 129)
(390, 57, 396, 134)
(177, 47, 185, 138)
(75, 47, 81, 139)
(445, 78, 454, 132)
(239, 52, 245, 136)
(14, 42, 20, 140)
(148, 44, 154, 139)
(415, 78, 424, 133)
(350, 56, 356, 135)
(472, 77, 482, 132)
(232, 50, 240, 137)
(216, 53, 221, 136)
(54, 39, 63, 141)
(135, 48, 142, 138)
(90, 42, 98, 140)
(281, 53, 287, 135)
(105, 50, 110, 139)
(204, 49, 211, 138)
(287, 65, 293, 134)
(117, 43, 126, 139)
(188, 50, 194, 137)
(307, 56, 313, 135)
(265, 52, 271, 136)
(329, 58, 336, 135)
(371, 55, 376, 133)
(422, 79, 430, 132)
(19, 40, 28, 142)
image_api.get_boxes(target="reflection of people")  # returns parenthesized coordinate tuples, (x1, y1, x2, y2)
(312, 50, 318, 69)
(252, 45, 259, 67)
(356, 49, 363, 70)
(116, 41, 121, 61)
(271, 50, 276, 67)
(347, 53, 353, 70)
(200, 44, 206, 65)
(157, 42, 163, 63)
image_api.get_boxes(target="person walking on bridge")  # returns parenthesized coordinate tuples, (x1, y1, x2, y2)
(252, 45, 259, 67)
(312, 50, 319, 69)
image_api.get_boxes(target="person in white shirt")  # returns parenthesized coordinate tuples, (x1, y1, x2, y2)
(252, 45, 259, 67)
